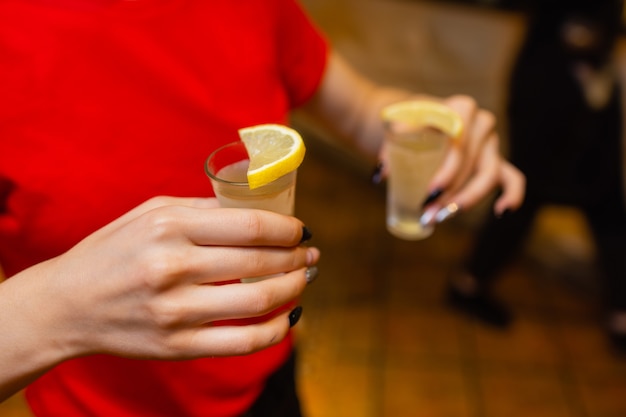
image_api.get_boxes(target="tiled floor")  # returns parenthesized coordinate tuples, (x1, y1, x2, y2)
(292, 135, 626, 417)
(1, 128, 626, 417)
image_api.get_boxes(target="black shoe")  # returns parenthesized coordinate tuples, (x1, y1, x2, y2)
(446, 284, 513, 329)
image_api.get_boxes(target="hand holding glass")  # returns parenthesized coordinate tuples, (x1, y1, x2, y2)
(205, 140, 298, 282)
(383, 102, 457, 240)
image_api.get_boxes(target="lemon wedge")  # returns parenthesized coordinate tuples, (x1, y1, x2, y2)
(238, 124, 306, 190)
(381, 100, 464, 140)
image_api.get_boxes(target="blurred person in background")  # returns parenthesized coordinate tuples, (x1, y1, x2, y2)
(447, 0, 626, 353)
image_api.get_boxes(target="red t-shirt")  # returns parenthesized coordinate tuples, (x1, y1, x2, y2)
(0, 1, 327, 416)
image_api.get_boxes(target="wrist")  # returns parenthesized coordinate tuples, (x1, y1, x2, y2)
(0, 262, 85, 386)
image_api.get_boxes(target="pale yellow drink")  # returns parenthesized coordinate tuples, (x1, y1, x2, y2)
(211, 159, 295, 215)
(386, 127, 449, 240)
(205, 140, 298, 282)
(382, 100, 462, 240)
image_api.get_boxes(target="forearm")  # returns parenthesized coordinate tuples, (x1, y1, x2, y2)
(0, 264, 72, 401)
(301, 50, 429, 158)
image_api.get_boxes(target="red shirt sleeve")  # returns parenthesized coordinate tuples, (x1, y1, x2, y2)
(277, 0, 329, 108)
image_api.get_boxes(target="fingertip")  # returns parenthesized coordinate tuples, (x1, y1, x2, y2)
(434, 202, 461, 224)
(305, 265, 319, 284)
(306, 247, 321, 266)
(300, 226, 313, 243)
(493, 188, 522, 216)
(495, 208, 512, 219)
(421, 188, 443, 208)
(371, 162, 384, 185)
(289, 306, 303, 327)
(494, 187, 524, 215)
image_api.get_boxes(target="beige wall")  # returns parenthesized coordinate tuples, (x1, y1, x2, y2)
(300, 0, 527, 148)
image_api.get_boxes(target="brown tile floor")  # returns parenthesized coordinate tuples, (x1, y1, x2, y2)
(2, 133, 626, 417)
(292, 134, 626, 417)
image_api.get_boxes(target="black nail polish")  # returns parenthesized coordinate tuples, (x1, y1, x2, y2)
(371, 162, 384, 185)
(421, 188, 443, 208)
(289, 306, 303, 327)
(300, 226, 313, 243)
(305, 266, 319, 284)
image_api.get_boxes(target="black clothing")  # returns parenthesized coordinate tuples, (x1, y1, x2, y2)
(241, 352, 303, 417)
(464, 0, 626, 311)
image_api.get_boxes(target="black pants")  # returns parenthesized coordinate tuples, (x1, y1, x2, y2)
(240, 352, 303, 417)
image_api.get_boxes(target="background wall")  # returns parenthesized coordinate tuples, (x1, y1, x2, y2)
(299, 0, 527, 150)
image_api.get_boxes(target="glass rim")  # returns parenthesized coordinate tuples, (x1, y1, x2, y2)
(204, 141, 250, 186)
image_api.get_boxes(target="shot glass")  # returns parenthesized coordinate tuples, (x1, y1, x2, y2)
(383, 119, 451, 240)
(205, 141, 298, 282)
(205, 141, 296, 216)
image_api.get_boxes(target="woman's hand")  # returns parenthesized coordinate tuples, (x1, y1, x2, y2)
(0, 196, 319, 400)
(302, 51, 525, 222)
(418, 95, 526, 224)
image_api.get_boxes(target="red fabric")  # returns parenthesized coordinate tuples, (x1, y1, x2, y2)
(0, 1, 327, 416)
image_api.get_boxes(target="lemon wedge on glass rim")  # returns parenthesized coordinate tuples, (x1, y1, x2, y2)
(381, 100, 464, 141)
(238, 124, 306, 190)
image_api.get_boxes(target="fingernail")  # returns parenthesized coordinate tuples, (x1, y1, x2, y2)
(496, 208, 512, 219)
(305, 266, 319, 284)
(420, 207, 437, 226)
(306, 247, 319, 266)
(371, 162, 384, 185)
(289, 306, 303, 327)
(300, 226, 313, 243)
(435, 203, 461, 223)
(421, 188, 443, 208)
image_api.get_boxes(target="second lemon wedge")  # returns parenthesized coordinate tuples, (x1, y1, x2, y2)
(381, 100, 464, 141)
